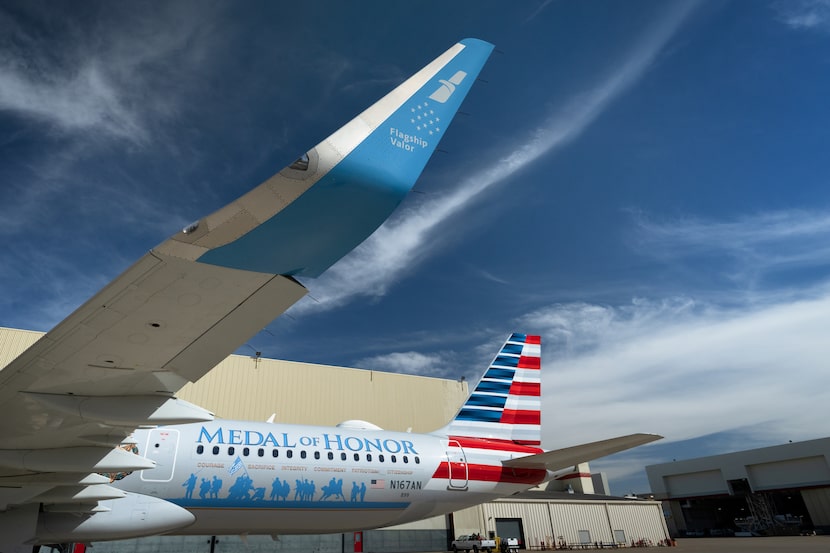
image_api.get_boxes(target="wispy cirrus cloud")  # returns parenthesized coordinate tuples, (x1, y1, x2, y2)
(524, 0, 556, 24)
(0, 61, 146, 141)
(0, 3, 222, 144)
(630, 209, 830, 287)
(291, 1, 698, 316)
(775, 0, 830, 32)
(520, 293, 830, 450)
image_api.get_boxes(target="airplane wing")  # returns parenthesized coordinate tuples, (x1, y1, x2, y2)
(502, 433, 663, 473)
(0, 39, 494, 547)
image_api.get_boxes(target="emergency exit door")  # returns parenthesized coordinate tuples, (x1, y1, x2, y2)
(140, 428, 180, 482)
(445, 439, 468, 490)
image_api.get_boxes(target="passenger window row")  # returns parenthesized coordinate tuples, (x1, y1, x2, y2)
(195, 444, 420, 464)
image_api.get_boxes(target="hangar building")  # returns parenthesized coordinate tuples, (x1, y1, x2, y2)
(1, 327, 669, 552)
(646, 438, 830, 536)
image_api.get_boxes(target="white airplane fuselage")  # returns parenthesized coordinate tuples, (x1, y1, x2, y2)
(115, 420, 548, 535)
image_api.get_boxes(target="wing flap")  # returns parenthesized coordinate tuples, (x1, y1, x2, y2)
(166, 273, 306, 382)
(502, 433, 662, 472)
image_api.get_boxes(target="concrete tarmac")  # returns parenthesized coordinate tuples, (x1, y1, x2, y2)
(671, 536, 830, 552)
(421, 538, 830, 553)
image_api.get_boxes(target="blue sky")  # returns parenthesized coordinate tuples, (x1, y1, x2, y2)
(3, 0, 830, 494)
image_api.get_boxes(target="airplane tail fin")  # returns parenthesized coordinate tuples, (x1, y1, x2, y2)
(436, 333, 542, 446)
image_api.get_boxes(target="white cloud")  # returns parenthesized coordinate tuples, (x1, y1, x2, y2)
(519, 294, 830, 449)
(0, 61, 146, 141)
(776, 0, 830, 32)
(630, 209, 830, 287)
(632, 209, 830, 254)
(524, 0, 556, 24)
(291, 1, 698, 316)
(0, 3, 221, 144)
(356, 351, 453, 378)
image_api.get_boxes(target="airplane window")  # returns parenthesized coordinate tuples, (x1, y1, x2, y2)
(228, 446, 235, 456)
(328, 452, 334, 460)
(391, 455, 397, 463)
(286, 450, 293, 459)
(289, 152, 310, 171)
(196, 445, 204, 454)
(415, 456, 420, 464)
(314, 451, 320, 460)
(341, 452, 347, 461)
(243, 447, 250, 456)
(212, 446, 219, 455)
(272, 449, 279, 458)
(366, 454, 373, 462)
(354, 453, 360, 462)
(403, 456, 409, 464)
(379, 454, 385, 463)
(300, 450, 307, 459)
(258, 448, 264, 457)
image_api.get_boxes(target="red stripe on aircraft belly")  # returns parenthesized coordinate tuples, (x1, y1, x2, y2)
(431, 462, 546, 485)
(508, 382, 540, 396)
(500, 409, 541, 425)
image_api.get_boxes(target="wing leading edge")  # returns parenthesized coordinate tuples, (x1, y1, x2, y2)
(0, 39, 494, 547)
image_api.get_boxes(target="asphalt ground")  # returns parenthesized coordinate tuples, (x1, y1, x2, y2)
(670, 536, 830, 552)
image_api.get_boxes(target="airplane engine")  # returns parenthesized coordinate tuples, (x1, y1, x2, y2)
(34, 492, 195, 544)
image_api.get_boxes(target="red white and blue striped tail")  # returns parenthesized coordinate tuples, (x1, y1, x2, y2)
(436, 333, 541, 446)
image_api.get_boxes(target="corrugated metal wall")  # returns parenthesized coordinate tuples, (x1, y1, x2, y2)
(176, 354, 468, 432)
(0, 327, 41, 369)
(607, 503, 671, 545)
(455, 498, 670, 549)
(546, 502, 612, 546)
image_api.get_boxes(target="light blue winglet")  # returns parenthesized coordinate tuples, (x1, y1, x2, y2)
(196, 38, 494, 277)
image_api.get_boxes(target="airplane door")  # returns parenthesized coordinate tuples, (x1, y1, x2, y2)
(140, 428, 180, 482)
(445, 439, 468, 491)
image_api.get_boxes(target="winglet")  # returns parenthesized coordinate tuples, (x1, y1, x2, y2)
(332, 37, 495, 198)
(178, 39, 494, 277)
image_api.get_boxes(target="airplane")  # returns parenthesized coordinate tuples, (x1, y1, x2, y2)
(0, 38, 660, 551)
(111, 333, 659, 538)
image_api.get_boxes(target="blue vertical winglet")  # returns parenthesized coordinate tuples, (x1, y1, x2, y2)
(345, 38, 495, 196)
(197, 39, 494, 277)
